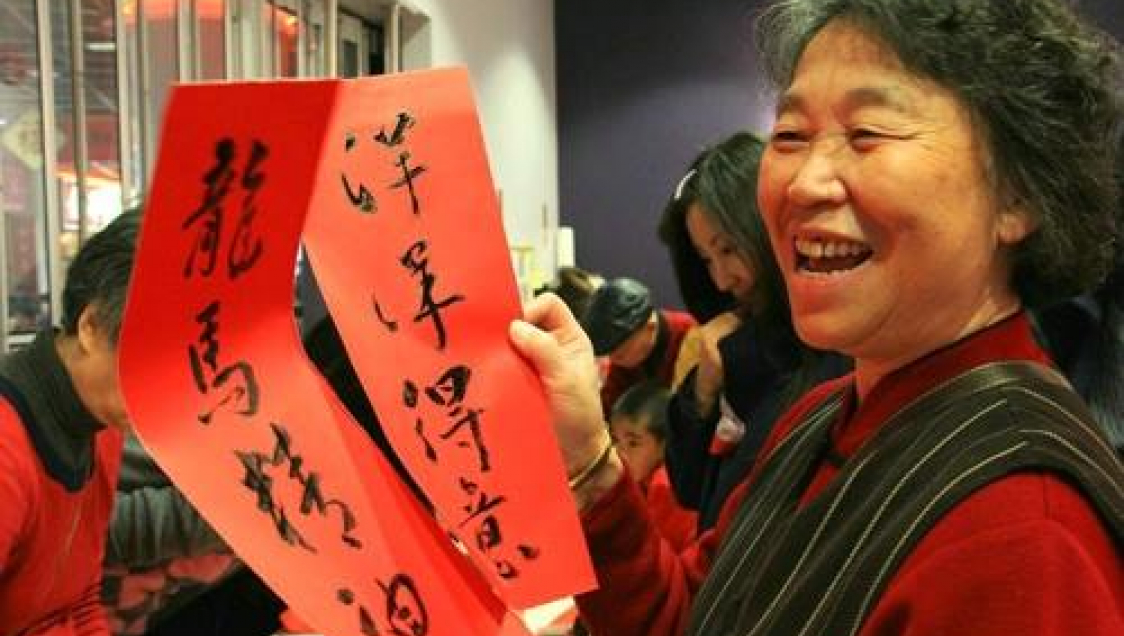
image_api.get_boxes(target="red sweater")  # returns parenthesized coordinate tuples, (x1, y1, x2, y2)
(577, 313, 1122, 636)
(642, 466, 697, 552)
(600, 309, 695, 416)
(0, 400, 123, 636)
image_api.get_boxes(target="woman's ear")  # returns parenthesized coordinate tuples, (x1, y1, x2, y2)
(76, 305, 102, 354)
(997, 208, 1037, 245)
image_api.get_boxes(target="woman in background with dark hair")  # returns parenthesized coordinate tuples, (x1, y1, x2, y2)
(1032, 128, 1124, 453)
(658, 131, 849, 530)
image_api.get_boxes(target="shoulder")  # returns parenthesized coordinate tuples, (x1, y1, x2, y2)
(0, 399, 41, 537)
(662, 310, 697, 332)
(873, 472, 1122, 635)
(0, 398, 39, 478)
(915, 470, 1117, 563)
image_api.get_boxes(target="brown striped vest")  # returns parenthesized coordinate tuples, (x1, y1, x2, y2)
(687, 361, 1124, 636)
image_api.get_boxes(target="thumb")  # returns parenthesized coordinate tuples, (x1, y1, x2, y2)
(509, 319, 561, 376)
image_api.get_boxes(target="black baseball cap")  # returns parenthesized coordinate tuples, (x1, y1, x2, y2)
(581, 277, 654, 356)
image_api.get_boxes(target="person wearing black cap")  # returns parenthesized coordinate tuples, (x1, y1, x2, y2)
(581, 277, 695, 417)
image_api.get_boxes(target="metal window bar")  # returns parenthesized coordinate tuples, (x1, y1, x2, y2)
(36, 0, 63, 326)
(326, 0, 337, 77)
(137, 0, 154, 187)
(177, 0, 192, 80)
(67, 0, 90, 243)
(114, 0, 136, 208)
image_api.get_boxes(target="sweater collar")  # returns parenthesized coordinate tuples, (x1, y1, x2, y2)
(832, 311, 1053, 457)
(0, 330, 104, 490)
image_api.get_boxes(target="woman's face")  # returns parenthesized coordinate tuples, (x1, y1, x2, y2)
(685, 203, 755, 306)
(758, 21, 1032, 387)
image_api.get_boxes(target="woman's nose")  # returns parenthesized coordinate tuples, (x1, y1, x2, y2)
(714, 268, 737, 293)
(711, 262, 733, 292)
(786, 140, 847, 209)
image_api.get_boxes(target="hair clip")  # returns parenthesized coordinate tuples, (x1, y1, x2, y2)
(673, 168, 697, 201)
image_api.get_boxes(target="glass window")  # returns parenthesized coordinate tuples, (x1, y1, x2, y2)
(266, 1, 300, 78)
(0, 0, 50, 344)
(74, 0, 123, 237)
(141, 0, 179, 178)
(196, 0, 227, 80)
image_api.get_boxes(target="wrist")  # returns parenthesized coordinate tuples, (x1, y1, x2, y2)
(693, 378, 721, 417)
(572, 449, 624, 512)
(568, 432, 614, 489)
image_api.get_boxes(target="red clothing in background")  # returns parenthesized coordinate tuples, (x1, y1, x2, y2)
(641, 467, 697, 552)
(0, 400, 122, 636)
(576, 312, 1122, 636)
(600, 309, 695, 416)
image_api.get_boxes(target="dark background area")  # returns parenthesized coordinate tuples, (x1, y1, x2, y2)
(555, 0, 1124, 309)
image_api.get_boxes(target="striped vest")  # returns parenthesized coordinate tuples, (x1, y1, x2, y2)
(687, 361, 1124, 636)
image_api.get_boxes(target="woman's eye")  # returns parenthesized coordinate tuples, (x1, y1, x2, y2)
(849, 128, 886, 148)
(770, 130, 807, 150)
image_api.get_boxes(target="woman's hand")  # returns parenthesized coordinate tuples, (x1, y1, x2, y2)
(694, 311, 742, 414)
(509, 293, 614, 480)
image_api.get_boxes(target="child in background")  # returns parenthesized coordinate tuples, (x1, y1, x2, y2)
(609, 382, 697, 550)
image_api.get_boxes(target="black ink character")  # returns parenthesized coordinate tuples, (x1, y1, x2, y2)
(229, 140, 268, 278)
(373, 112, 415, 147)
(338, 588, 380, 636)
(456, 478, 540, 581)
(342, 131, 377, 214)
(265, 422, 363, 549)
(373, 113, 425, 215)
(413, 417, 439, 464)
(390, 151, 426, 216)
(493, 544, 542, 581)
(372, 291, 399, 333)
(235, 448, 316, 553)
(423, 366, 470, 407)
(400, 240, 464, 350)
(457, 477, 507, 528)
(378, 574, 428, 636)
(183, 138, 236, 278)
(188, 300, 260, 425)
(439, 406, 490, 473)
(405, 366, 488, 469)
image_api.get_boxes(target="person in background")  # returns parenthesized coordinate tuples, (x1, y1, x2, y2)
(101, 431, 283, 636)
(1031, 129, 1124, 453)
(535, 266, 605, 321)
(580, 277, 695, 416)
(658, 131, 850, 530)
(0, 210, 137, 636)
(608, 381, 697, 551)
(102, 432, 240, 636)
(1033, 253, 1124, 453)
(510, 0, 1123, 634)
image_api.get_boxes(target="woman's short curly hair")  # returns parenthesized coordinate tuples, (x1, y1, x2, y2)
(756, 0, 1123, 307)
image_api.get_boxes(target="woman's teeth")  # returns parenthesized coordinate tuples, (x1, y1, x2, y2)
(795, 238, 873, 273)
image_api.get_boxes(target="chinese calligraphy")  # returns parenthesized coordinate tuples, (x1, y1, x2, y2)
(183, 138, 268, 279)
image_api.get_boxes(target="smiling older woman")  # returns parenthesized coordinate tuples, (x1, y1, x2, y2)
(509, 1, 1123, 635)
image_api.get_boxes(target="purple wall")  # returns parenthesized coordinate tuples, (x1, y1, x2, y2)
(556, 0, 770, 308)
(556, 0, 1124, 310)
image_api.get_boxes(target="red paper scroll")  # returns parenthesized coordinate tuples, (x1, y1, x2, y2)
(119, 78, 532, 636)
(302, 68, 594, 608)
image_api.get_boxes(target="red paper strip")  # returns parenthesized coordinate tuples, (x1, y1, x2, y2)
(302, 67, 594, 608)
(119, 78, 532, 636)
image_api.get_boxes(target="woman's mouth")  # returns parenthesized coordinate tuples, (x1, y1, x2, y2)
(795, 237, 873, 274)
